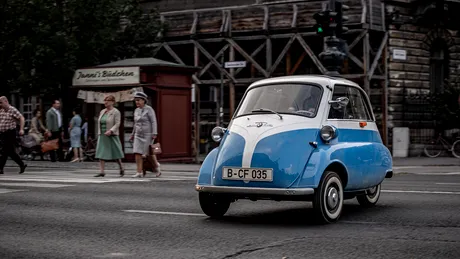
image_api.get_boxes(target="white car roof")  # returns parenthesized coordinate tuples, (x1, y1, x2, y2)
(248, 75, 360, 90)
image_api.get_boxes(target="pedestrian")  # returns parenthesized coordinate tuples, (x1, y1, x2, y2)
(130, 92, 160, 178)
(29, 108, 49, 144)
(94, 95, 125, 177)
(69, 107, 83, 162)
(0, 96, 27, 174)
(46, 100, 64, 162)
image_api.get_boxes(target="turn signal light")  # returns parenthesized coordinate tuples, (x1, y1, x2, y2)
(359, 121, 367, 128)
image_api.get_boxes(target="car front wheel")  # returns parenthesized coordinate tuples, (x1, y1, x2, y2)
(312, 171, 344, 224)
(356, 184, 381, 207)
(199, 192, 230, 218)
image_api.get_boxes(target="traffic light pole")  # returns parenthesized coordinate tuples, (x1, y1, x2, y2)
(315, 0, 348, 77)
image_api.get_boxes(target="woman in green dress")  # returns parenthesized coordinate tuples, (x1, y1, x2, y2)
(94, 95, 125, 177)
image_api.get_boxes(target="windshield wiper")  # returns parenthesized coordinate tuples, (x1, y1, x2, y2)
(251, 108, 283, 120)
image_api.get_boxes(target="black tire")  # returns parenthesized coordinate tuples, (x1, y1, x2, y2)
(356, 184, 381, 207)
(424, 139, 443, 158)
(312, 171, 344, 224)
(199, 192, 230, 218)
(451, 140, 460, 159)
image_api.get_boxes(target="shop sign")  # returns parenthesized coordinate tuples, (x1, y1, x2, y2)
(72, 67, 140, 86)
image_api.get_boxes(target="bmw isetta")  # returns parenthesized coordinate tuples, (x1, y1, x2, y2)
(195, 75, 393, 223)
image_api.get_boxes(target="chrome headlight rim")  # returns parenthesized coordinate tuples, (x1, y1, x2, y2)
(320, 125, 337, 142)
(211, 126, 226, 142)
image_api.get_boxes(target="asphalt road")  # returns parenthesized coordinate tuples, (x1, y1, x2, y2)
(0, 167, 459, 259)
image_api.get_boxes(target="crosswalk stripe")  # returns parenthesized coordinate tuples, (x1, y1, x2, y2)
(0, 183, 75, 188)
(0, 188, 25, 194)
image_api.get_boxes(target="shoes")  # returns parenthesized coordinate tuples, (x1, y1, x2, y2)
(70, 158, 79, 163)
(19, 164, 27, 174)
(119, 169, 125, 177)
(131, 173, 143, 178)
(94, 173, 105, 177)
(155, 163, 161, 177)
(0, 170, 3, 174)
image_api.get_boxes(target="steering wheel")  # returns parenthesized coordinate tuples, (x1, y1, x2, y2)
(296, 110, 315, 117)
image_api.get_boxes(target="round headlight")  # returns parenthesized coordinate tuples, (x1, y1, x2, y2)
(320, 125, 336, 142)
(211, 127, 225, 142)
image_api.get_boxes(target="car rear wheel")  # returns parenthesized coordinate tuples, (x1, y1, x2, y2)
(199, 192, 231, 218)
(356, 184, 381, 207)
(312, 171, 344, 224)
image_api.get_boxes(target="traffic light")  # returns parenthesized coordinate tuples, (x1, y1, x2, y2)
(335, 0, 349, 37)
(313, 10, 337, 36)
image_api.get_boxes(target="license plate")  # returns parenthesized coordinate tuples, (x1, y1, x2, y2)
(222, 167, 273, 182)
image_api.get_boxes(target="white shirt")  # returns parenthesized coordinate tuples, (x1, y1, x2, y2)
(52, 107, 62, 128)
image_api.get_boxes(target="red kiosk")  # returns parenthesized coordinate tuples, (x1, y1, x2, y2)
(71, 58, 198, 162)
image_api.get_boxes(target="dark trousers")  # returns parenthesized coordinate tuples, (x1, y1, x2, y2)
(0, 129, 25, 170)
(49, 130, 64, 162)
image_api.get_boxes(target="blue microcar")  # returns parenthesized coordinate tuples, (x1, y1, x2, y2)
(195, 75, 393, 223)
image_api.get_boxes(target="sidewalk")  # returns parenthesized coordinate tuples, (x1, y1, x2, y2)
(5, 156, 460, 172)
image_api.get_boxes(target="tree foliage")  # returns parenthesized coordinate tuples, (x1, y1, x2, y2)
(0, 0, 162, 95)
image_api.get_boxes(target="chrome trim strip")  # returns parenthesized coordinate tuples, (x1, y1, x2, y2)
(195, 185, 315, 196)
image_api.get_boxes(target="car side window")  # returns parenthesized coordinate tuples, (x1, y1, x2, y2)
(348, 87, 371, 121)
(328, 85, 372, 120)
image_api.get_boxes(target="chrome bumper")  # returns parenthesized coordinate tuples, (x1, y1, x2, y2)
(195, 185, 315, 196)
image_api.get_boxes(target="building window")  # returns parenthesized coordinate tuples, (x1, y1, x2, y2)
(430, 39, 449, 93)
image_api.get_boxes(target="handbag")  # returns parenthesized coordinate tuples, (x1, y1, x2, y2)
(150, 142, 162, 155)
(41, 139, 59, 153)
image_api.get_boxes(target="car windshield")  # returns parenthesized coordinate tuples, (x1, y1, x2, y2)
(235, 83, 323, 118)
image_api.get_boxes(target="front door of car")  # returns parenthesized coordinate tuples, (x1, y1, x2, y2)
(325, 84, 377, 189)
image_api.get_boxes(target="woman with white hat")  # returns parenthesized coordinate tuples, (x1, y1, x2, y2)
(129, 92, 160, 178)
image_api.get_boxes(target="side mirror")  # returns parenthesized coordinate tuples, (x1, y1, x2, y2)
(329, 97, 349, 109)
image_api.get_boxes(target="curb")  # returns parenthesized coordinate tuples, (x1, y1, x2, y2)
(4, 164, 200, 173)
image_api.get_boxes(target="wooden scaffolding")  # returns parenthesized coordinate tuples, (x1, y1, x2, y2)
(148, 0, 390, 157)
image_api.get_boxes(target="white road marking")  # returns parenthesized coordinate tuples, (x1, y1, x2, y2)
(0, 183, 74, 188)
(383, 190, 460, 195)
(123, 210, 206, 217)
(394, 172, 460, 175)
(435, 182, 460, 185)
(0, 188, 25, 194)
(0, 177, 148, 183)
(93, 252, 133, 258)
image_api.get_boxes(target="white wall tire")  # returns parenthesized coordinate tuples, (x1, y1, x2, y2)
(313, 171, 344, 224)
(356, 184, 381, 207)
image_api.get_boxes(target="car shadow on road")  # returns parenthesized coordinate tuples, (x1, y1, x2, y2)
(203, 203, 391, 227)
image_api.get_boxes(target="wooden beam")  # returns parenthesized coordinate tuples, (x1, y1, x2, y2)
(193, 41, 237, 82)
(289, 52, 306, 75)
(193, 45, 200, 162)
(270, 35, 296, 76)
(229, 45, 236, 118)
(152, 43, 164, 57)
(225, 10, 232, 35)
(163, 43, 201, 84)
(291, 4, 298, 28)
(266, 37, 272, 72)
(226, 38, 269, 77)
(363, 33, 370, 94)
(347, 52, 364, 70)
(190, 12, 198, 35)
(361, 0, 367, 24)
(296, 35, 327, 74)
(263, 6, 269, 31)
(349, 30, 367, 51)
(382, 43, 388, 146)
(220, 10, 227, 34)
(235, 41, 266, 76)
(157, 15, 165, 39)
(369, 0, 373, 30)
(199, 44, 229, 77)
(368, 32, 388, 79)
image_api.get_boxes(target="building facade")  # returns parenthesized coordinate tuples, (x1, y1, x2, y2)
(142, 0, 460, 156)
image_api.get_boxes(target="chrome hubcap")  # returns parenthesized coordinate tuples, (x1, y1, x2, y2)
(327, 187, 339, 209)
